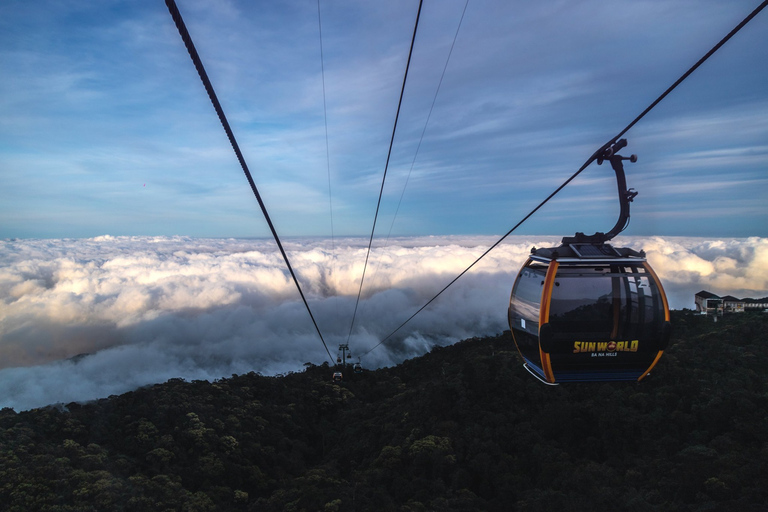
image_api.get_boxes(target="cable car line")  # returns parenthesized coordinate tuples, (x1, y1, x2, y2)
(317, 0, 339, 323)
(614, 0, 768, 143)
(164, 0, 334, 363)
(363, 0, 767, 356)
(345, 0, 425, 344)
(380, 0, 470, 248)
(351, 0, 470, 342)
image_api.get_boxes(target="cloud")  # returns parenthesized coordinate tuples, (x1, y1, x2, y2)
(640, 236, 768, 305)
(1, 235, 766, 410)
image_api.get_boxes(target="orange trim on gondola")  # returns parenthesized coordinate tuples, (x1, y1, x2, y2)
(638, 350, 664, 381)
(539, 261, 558, 325)
(538, 261, 559, 383)
(643, 262, 670, 322)
(538, 350, 554, 382)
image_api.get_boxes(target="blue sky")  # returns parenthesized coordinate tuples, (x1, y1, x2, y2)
(1, 0, 767, 239)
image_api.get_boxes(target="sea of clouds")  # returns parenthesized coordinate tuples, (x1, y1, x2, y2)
(1, 235, 766, 411)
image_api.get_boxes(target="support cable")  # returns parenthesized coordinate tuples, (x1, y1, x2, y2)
(383, 0, 470, 248)
(363, 0, 768, 355)
(614, 0, 768, 142)
(165, 0, 334, 362)
(345, 0, 425, 343)
(356, 0, 470, 336)
(317, 0, 339, 320)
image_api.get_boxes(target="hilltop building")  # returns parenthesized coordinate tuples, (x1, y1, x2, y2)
(695, 291, 768, 315)
(695, 291, 723, 315)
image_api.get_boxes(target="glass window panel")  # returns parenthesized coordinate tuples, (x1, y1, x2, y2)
(509, 264, 545, 336)
(548, 269, 615, 337)
(546, 264, 664, 342)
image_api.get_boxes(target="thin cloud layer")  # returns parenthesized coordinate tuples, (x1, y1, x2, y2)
(1, 235, 766, 410)
(1, 1, 766, 238)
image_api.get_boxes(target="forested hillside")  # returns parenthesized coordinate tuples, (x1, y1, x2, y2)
(1, 310, 767, 511)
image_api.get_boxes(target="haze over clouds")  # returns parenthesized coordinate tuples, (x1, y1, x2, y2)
(1, 235, 766, 411)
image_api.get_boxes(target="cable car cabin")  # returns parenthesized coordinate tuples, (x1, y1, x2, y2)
(353, 362, 362, 374)
(508, 243, 670, 384)
(332, 371, 343, 383)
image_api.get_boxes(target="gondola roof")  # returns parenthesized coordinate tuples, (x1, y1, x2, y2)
(529, 242, 646, 264)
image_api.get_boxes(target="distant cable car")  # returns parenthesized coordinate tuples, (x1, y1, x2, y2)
(332, 371, 343, 383)
(508, 140, 671, 383)
(353, 361, 362, 374)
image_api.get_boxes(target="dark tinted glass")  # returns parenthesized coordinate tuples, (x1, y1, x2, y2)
(509, 264, 546, 336)
(548, 265, 664, 341)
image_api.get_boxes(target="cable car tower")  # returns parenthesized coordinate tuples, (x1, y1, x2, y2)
(508, 139, 671, 384)
(333, 344, 355, 383)
(336, 343, 352, 367)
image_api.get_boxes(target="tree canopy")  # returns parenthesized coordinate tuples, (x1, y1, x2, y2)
(1, 310, 767, 511)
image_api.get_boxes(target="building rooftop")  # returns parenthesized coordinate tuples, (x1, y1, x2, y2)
(696, 291, 768, 303)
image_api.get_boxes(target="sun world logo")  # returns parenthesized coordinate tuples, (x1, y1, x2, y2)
(573, 340, 639, 354)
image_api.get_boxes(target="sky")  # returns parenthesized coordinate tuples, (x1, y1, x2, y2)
(1, 0, 767, 239)
(1, 1, 768, 410)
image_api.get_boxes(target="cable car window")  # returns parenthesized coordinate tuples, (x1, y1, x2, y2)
(621, 270, 664, 338)
(509, 265, 546, 336)
(637, 273, 665, 333)
(547, 265, 665, 342)
(548, 269, 615, 337)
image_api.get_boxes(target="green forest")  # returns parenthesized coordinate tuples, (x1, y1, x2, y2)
(1, 310, 766, 511)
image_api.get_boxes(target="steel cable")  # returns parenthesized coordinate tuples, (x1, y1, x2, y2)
(345, 0, 425, 343)
(165, 0, 334, 362)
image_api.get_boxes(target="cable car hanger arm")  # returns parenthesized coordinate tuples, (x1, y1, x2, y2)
(562, 0, 768, 243)
(562, 138, 638, 245)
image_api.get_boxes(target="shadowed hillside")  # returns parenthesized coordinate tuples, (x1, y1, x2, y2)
(1, 310, 767, 511)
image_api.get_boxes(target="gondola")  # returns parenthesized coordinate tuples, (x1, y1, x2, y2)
(508, 140, 671, 383)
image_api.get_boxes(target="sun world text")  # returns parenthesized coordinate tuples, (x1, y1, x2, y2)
(573, 340, 639, 354)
